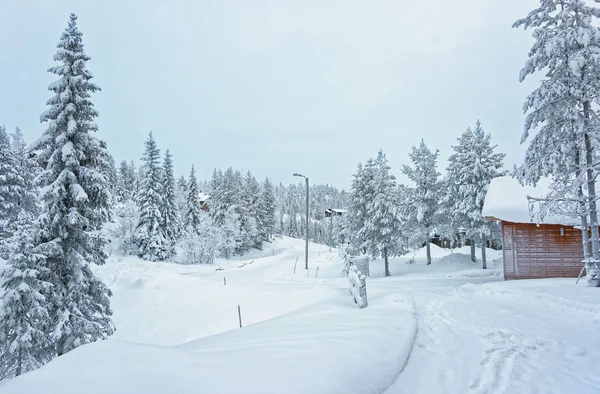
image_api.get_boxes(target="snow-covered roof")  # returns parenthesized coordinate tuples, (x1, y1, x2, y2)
(199, 193, 210, 202)
(331, 209, 347, 213)
(482, 176, 577, 226)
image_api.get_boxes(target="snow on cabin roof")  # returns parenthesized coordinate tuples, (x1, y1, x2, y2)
(331, 209, 347, 213)
(482, 176, 578, 226)
(198, 193, 210, 202)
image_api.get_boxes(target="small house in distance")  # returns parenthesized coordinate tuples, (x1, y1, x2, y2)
(325, 208, 347, 218)
(199, 193, 210, 212)
(482, 176, 584, 280)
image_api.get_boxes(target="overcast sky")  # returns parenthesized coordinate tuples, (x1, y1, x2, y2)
(0, 0, 540, 189)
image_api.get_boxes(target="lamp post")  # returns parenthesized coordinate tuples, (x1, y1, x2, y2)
(293, 173, 309, 270)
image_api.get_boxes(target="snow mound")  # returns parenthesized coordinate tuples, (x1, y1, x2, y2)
(0, 295, 418, 394)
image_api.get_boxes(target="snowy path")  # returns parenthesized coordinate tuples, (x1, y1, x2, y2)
(377, 277, 600, 394)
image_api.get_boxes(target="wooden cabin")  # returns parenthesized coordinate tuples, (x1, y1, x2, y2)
(483, 177, 584, 280)
(324, 208, 347, 218)
(199, 193, 210, 212)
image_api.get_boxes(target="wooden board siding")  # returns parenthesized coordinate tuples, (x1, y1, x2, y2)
(501, 221, 583, 280)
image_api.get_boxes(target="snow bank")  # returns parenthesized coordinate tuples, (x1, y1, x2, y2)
(482, 176, 577, 225)
(369, 244, 502, 278)
(0, 295, 418, 394)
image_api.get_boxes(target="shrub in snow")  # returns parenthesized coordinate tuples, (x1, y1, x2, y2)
(177, 214, 222, 265)
(111, 201, 139, 255)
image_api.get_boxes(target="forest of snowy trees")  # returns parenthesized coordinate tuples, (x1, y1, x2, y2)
(0, 15, 508, 378)
(4, 0, 600, 383)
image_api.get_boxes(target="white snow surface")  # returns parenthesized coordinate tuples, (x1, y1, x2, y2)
(2, 237, 599, 394)
(482, 176, 578, 225)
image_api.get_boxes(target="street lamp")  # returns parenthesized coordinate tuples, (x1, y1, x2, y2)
(293, 173, 309, 270)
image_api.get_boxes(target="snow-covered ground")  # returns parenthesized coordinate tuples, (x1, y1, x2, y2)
(2, 237, 599, 394)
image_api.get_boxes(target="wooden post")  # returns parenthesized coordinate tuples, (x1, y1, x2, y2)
(224, 277, 226, 285)
(293, 256, 298, 274)
(238, 305, 242, 328)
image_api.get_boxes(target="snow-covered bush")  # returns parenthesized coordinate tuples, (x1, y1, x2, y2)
(110, 201, 139, 256)
(177, 216, 222, 265)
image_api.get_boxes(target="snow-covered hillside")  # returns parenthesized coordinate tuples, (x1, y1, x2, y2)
(2, 237, 599, 394)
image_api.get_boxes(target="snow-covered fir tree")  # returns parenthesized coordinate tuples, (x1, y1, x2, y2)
(160, 150, 181, 256)
(402, 140, 441, 265)
(446, 120, 506, 268)
(116, 160, 135, 202)
(0, 214, 52, 379)
(240, 171, 260, 250)
(184, 165, 203, 233)
(260, 177, 276, 241)
(0, 126, 26, 241)
(176, 174, 188, 222)
(32, 13, 114, 356)
(135, 131, 168, 261)
(348, 159, 376, 253)
(514, 0, 600, 284)
(363, 151, 404, 277)
(105, 154, 118, 202)
(221, 205, 240, 259)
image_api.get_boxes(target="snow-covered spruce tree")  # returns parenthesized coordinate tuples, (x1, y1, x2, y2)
(514, 0, 600, 284)
(260, 177, 276, 241)
(32, 13, 114, 357)
(176, 174, 188, 222)
(446, 120, 506, 268)
(105, 153, 118, 203)
(184, 165, 203, 233)
(363, 151, 404, 277)
(221, 206, 240, 259)
(241, 171, 261, 250)
(0, 126, 26, 242)
(0, 214, 53, 379)
(402, 140, 441, 265)
(135, 132, 168, 261)
(210, 167, 240, 227)
(115, 160, 133, 202)
(347, 159, 377, 254)
(160, 149, 181, 256)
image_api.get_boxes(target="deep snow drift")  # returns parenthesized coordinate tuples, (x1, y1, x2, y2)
(2, 237, 599, 394)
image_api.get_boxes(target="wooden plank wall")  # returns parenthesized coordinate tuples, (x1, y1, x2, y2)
(501, 222, 583, 279)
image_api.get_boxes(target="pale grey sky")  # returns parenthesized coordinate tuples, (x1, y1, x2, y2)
(0, 0, 539, 189)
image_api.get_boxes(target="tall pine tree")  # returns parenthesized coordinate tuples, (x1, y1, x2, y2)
(402, 140, 441, 265)
(160, 150, 181, 256)
(32, 13, 114, 356)
(447, 120, 506, 268)
(514, 0, 600, 284)
(135, 132, 168, 261)
(184, 165, 203, 233)
(364, 151, 404, 277)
